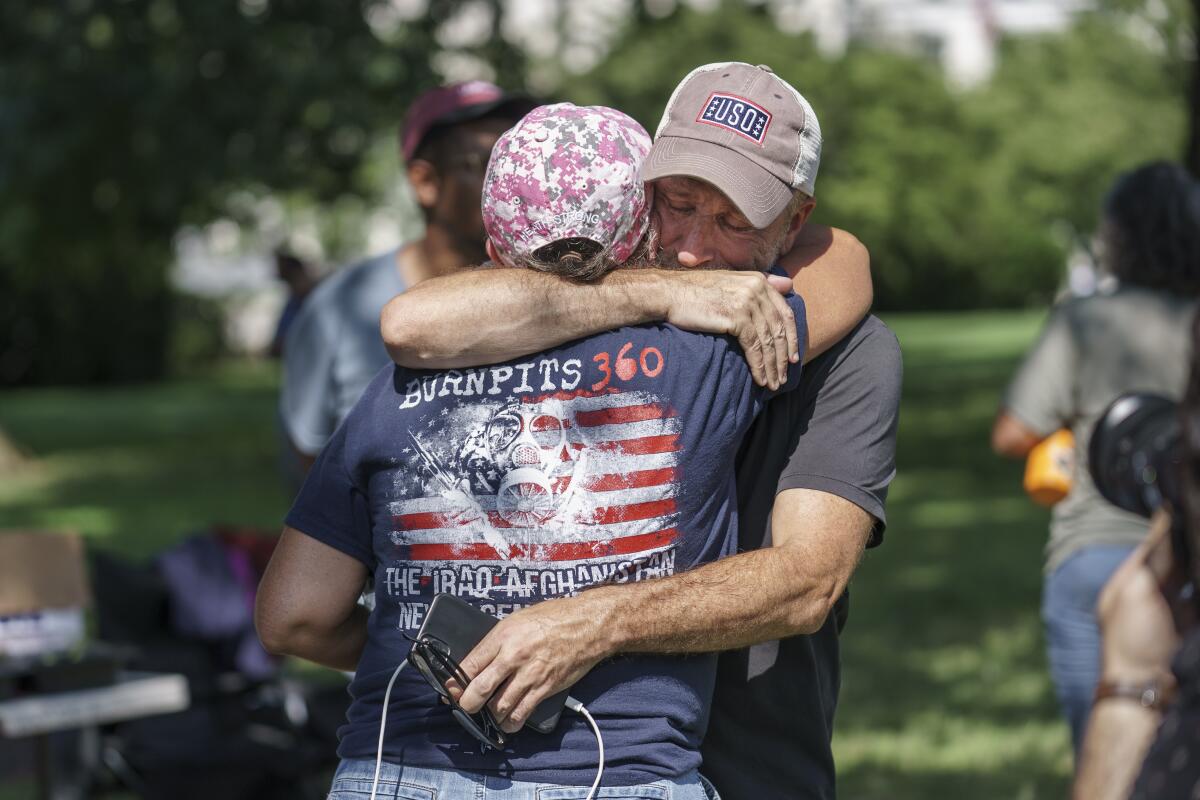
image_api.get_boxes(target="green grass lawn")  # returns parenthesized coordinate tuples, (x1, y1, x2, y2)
(836, 309, 1070, 799)
(0, 361, 292, 557)
(0, 309, 1067, 798)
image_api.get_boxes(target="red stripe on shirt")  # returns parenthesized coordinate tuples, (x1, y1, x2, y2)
(393, 496, 676, 532)
(593, 434, 680, 456)
(550, 467, 677, 493)
(574, 404, 674, 427)
(404, 527, 679, 562)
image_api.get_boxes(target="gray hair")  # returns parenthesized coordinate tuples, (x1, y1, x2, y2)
(510, 222, 659, 282)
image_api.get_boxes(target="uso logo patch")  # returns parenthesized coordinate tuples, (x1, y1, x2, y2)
(696, 93, 772, 144)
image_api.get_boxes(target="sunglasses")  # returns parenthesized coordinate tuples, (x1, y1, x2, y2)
(404, 632, 508, 751)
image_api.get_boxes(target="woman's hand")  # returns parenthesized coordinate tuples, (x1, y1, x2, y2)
(1096, 512, 1180, 685)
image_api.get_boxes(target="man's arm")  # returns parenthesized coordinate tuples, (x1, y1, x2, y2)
(381, 225, 871, 390)
(455, 489, 873, 732)
(783, 226, 872, 359)
(255, 526, 370, 672)
(280, 295, 337, 461)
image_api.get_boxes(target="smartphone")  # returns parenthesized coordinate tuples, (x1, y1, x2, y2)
(413, 593, 570, 734)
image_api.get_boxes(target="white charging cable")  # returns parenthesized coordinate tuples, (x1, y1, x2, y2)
(371, 659, 408, 800)
(565, 696, 605, 800)
(369, 667, 605, 800)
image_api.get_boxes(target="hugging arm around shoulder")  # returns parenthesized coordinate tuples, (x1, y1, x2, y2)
(380, 225, 871, 378)
(784, 225, 872, 361)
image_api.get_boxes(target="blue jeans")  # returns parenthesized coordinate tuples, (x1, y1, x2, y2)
(1042, 544, 1137, 752)
(327, 759, 722, 800)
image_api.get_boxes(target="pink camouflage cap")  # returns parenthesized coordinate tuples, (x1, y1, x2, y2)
(482, 103, 653, 265)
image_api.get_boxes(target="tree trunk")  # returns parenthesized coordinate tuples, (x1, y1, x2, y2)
(1188, 0, 1200, 176)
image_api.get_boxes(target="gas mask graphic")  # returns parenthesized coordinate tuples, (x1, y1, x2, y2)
(485, 401, 575, 526)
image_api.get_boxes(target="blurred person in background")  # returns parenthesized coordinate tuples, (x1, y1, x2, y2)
(1072, 313, 1200, 800)
(280, 81, 534, 473)
(268, 249, 317, 359)
(381, 62, 902, 800)
(992, 161, 1200, 752)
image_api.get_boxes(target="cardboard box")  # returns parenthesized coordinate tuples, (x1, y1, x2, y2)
(0, 531, 91, 616)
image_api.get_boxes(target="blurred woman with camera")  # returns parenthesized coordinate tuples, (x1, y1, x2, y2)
(1072, 313, 1200, 799)
(992, 161, 1200, 751)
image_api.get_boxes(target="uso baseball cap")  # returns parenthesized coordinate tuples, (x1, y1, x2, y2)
(482, 103, 653, 265)
(400, 81, 535, 162)
(641, 62, 822, 229)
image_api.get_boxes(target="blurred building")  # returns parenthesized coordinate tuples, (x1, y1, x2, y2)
(783, 0, 1092, 86)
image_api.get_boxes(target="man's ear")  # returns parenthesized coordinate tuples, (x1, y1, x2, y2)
(642, 182, 655, 215)
(406, 159, 441, 210)
(780, 197, 817, 253)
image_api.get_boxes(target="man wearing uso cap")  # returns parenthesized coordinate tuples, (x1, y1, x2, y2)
(280, 81, 533, 477)
(642, 61, 821, 230)
(383, 64, 901, 800)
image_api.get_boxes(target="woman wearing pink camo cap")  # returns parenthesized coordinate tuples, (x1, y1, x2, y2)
(481, 103, 657, 282)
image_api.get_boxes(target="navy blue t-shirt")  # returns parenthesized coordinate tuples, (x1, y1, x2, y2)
(286, 298, 805, 786)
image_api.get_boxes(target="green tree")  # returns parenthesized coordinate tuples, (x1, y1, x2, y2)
(966, 16, 1185, 236)
(1094, 0, 1199, 172)
(563, 1, 1184, 309)
(0, 0, 451, 385)
(1191, 0, 1199, 174)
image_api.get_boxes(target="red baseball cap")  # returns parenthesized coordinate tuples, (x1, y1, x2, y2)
(400, 81, 535, 162)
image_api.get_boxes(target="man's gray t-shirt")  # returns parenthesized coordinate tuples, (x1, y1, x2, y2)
(1004, 285, 1195, 572)
(703, 315, 903, 800)
(281, 249, 405, 455)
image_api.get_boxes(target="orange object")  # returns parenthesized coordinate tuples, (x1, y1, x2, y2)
(1024, 429, 1076, 506)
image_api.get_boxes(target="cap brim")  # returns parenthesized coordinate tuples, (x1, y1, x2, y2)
(641, 135, 792, 229)
(429, 94, 540, 131)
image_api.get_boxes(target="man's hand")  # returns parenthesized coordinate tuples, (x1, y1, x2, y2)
(659, 270, 798, 390)
(453, 595, 612, 733)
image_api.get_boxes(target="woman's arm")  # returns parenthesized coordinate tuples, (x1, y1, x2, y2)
(993, 306, 1074, 458)
(255, 527, 370, 672)
(380, 225, 873, 387)
(990, 412, 1045, 458)
(381, 268, 799, 389)
(1073, 514, 1180, 800)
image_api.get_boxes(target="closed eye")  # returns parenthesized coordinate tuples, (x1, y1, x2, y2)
(721, 217, 754, 234)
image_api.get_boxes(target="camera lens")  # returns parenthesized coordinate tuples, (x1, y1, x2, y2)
(1089, 393, 1181, 518)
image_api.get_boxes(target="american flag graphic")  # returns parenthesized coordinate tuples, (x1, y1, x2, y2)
(388, 390, 681, 566)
